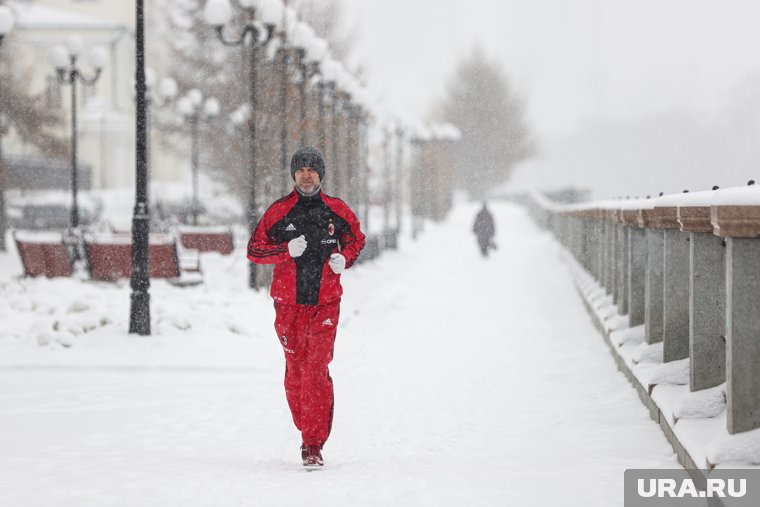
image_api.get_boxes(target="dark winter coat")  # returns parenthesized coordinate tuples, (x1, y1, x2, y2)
(247, 189, 365, 306)
(473, 208, 495, 241)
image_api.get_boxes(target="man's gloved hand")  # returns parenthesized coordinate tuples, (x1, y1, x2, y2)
(288, 235, 307, 258)
(329, 253, 346, 274)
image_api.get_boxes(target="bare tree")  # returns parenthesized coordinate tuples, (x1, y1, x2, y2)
(158, 0, 360, 216)
(289, 0, 358, 62)
(0, 7, 67, 250)
(434, 45, 535, 199)
(0, 47, 66, 156)
(157, 0, 253, 207)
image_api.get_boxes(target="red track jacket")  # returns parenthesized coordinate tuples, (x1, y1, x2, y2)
(247, 189, 365, 306)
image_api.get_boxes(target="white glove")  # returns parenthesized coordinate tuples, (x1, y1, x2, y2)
(288, 235, 307, 258)
(329, 253, 346, 274)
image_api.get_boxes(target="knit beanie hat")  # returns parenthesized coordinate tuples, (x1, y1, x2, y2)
(290, 146, 326, 181)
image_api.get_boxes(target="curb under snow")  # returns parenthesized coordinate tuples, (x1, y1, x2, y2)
(556, 248, 760, 488)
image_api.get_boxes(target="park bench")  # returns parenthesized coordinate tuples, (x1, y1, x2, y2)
(14, 231, 73, 278)
(177, 225, 234, 255)
(84, 233, 201, 285)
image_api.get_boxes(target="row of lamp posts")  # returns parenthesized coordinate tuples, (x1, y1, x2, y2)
(50, 37, 108, 233)
(177, 90, 220, 226)
(204, 0, 278, 289)
(133, 0, 377, 330)
(0, 5, 13, 252)
(0, 2, 455, 335)
(203, 0, 370, 289)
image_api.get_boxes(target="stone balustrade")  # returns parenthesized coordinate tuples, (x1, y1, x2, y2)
(524, 183, 760, 435)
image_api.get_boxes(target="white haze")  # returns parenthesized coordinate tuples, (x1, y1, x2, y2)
(344, 0, 760, 198)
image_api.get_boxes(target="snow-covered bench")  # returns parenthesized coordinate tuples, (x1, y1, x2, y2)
(84, 233, 201, 285)
(14, 231, 73, 278)
(177, 225, 234, 255)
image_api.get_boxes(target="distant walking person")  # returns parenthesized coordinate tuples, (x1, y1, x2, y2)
(473, 202, 496, 257)
(247, 146, 365, 468)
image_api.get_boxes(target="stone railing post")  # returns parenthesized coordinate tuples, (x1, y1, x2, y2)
(606, 208, 616, 296)
(623, 200, 646, 327)
(657, 193, 691, 362)
(678, 189, 725, 392)
(614, 208, 627, 312)
(639, 199, 664, 345)
(712, 184, 760, 434)
(579, 212, 590, 271)
(595, 209, 604, 283)
(600, 209, 610, 293)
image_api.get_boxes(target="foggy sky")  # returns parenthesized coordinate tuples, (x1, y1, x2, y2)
(344, 1, 760, 198)
(345, 0, 760, 135)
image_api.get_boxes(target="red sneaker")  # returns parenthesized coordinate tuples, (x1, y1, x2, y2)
(302, 444, 323, 467)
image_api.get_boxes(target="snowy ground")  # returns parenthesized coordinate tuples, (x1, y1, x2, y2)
(0, 201, 677, 506)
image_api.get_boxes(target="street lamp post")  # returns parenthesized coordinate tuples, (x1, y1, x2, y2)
(316, 79, 326, 152)
(129, 0, 150, 335)
(361, 110, 371, 230)
(394, 126, 405, 233)
(331, 85, 340, 195)
(278, 43, 290, 194)
(178, 90, 220, 225)
(344, 99, 357, 205)
(204, 0, 280, 290)
(142, 68, 178, 182)
(290, 22, 325, 148)
(51, 36, 107, 231)
(317, 59, 339, 157)
(410, 126, 430, 240)
(382, 123, 392, 236)
(0, 5, 14, 252)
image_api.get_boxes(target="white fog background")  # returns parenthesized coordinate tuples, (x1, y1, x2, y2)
(343, 0, 760, 199)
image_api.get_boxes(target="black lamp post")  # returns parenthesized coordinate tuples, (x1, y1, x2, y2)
(129, 0, 150, 335)
(382, 124, 392, 235)
(278, 44, 290, 194)
(345, 93, 368, 209)
(0, 5, 14, 252)
(295, 49, 309, 147)
(410, 129, 430, 240)
(331, 85, 341, 195)
(317, 61, 335, 157)
(361, 111, 371, 229)
(316, 79, 326, 152)
(178, 90, 220, 225)
(344, 98, 357, 205)
(51, 36, 107, 231)
(394, 126, 405, 233)
(204, 0, 279, 290)
(290, 23, 326, 148)
(141, 69, 178, 184)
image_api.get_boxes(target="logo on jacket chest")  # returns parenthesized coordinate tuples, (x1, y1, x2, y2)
(321, 222, 337, 245)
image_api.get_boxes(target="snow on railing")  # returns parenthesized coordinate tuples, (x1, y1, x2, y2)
(521, 183, 760, 469)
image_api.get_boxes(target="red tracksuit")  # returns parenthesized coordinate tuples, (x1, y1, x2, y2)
(247, 189, 365, 447)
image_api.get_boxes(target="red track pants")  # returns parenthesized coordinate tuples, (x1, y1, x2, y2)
(273, 300, 340, 447)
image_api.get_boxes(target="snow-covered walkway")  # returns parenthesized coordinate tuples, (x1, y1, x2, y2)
(0, 202, 676, 506)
